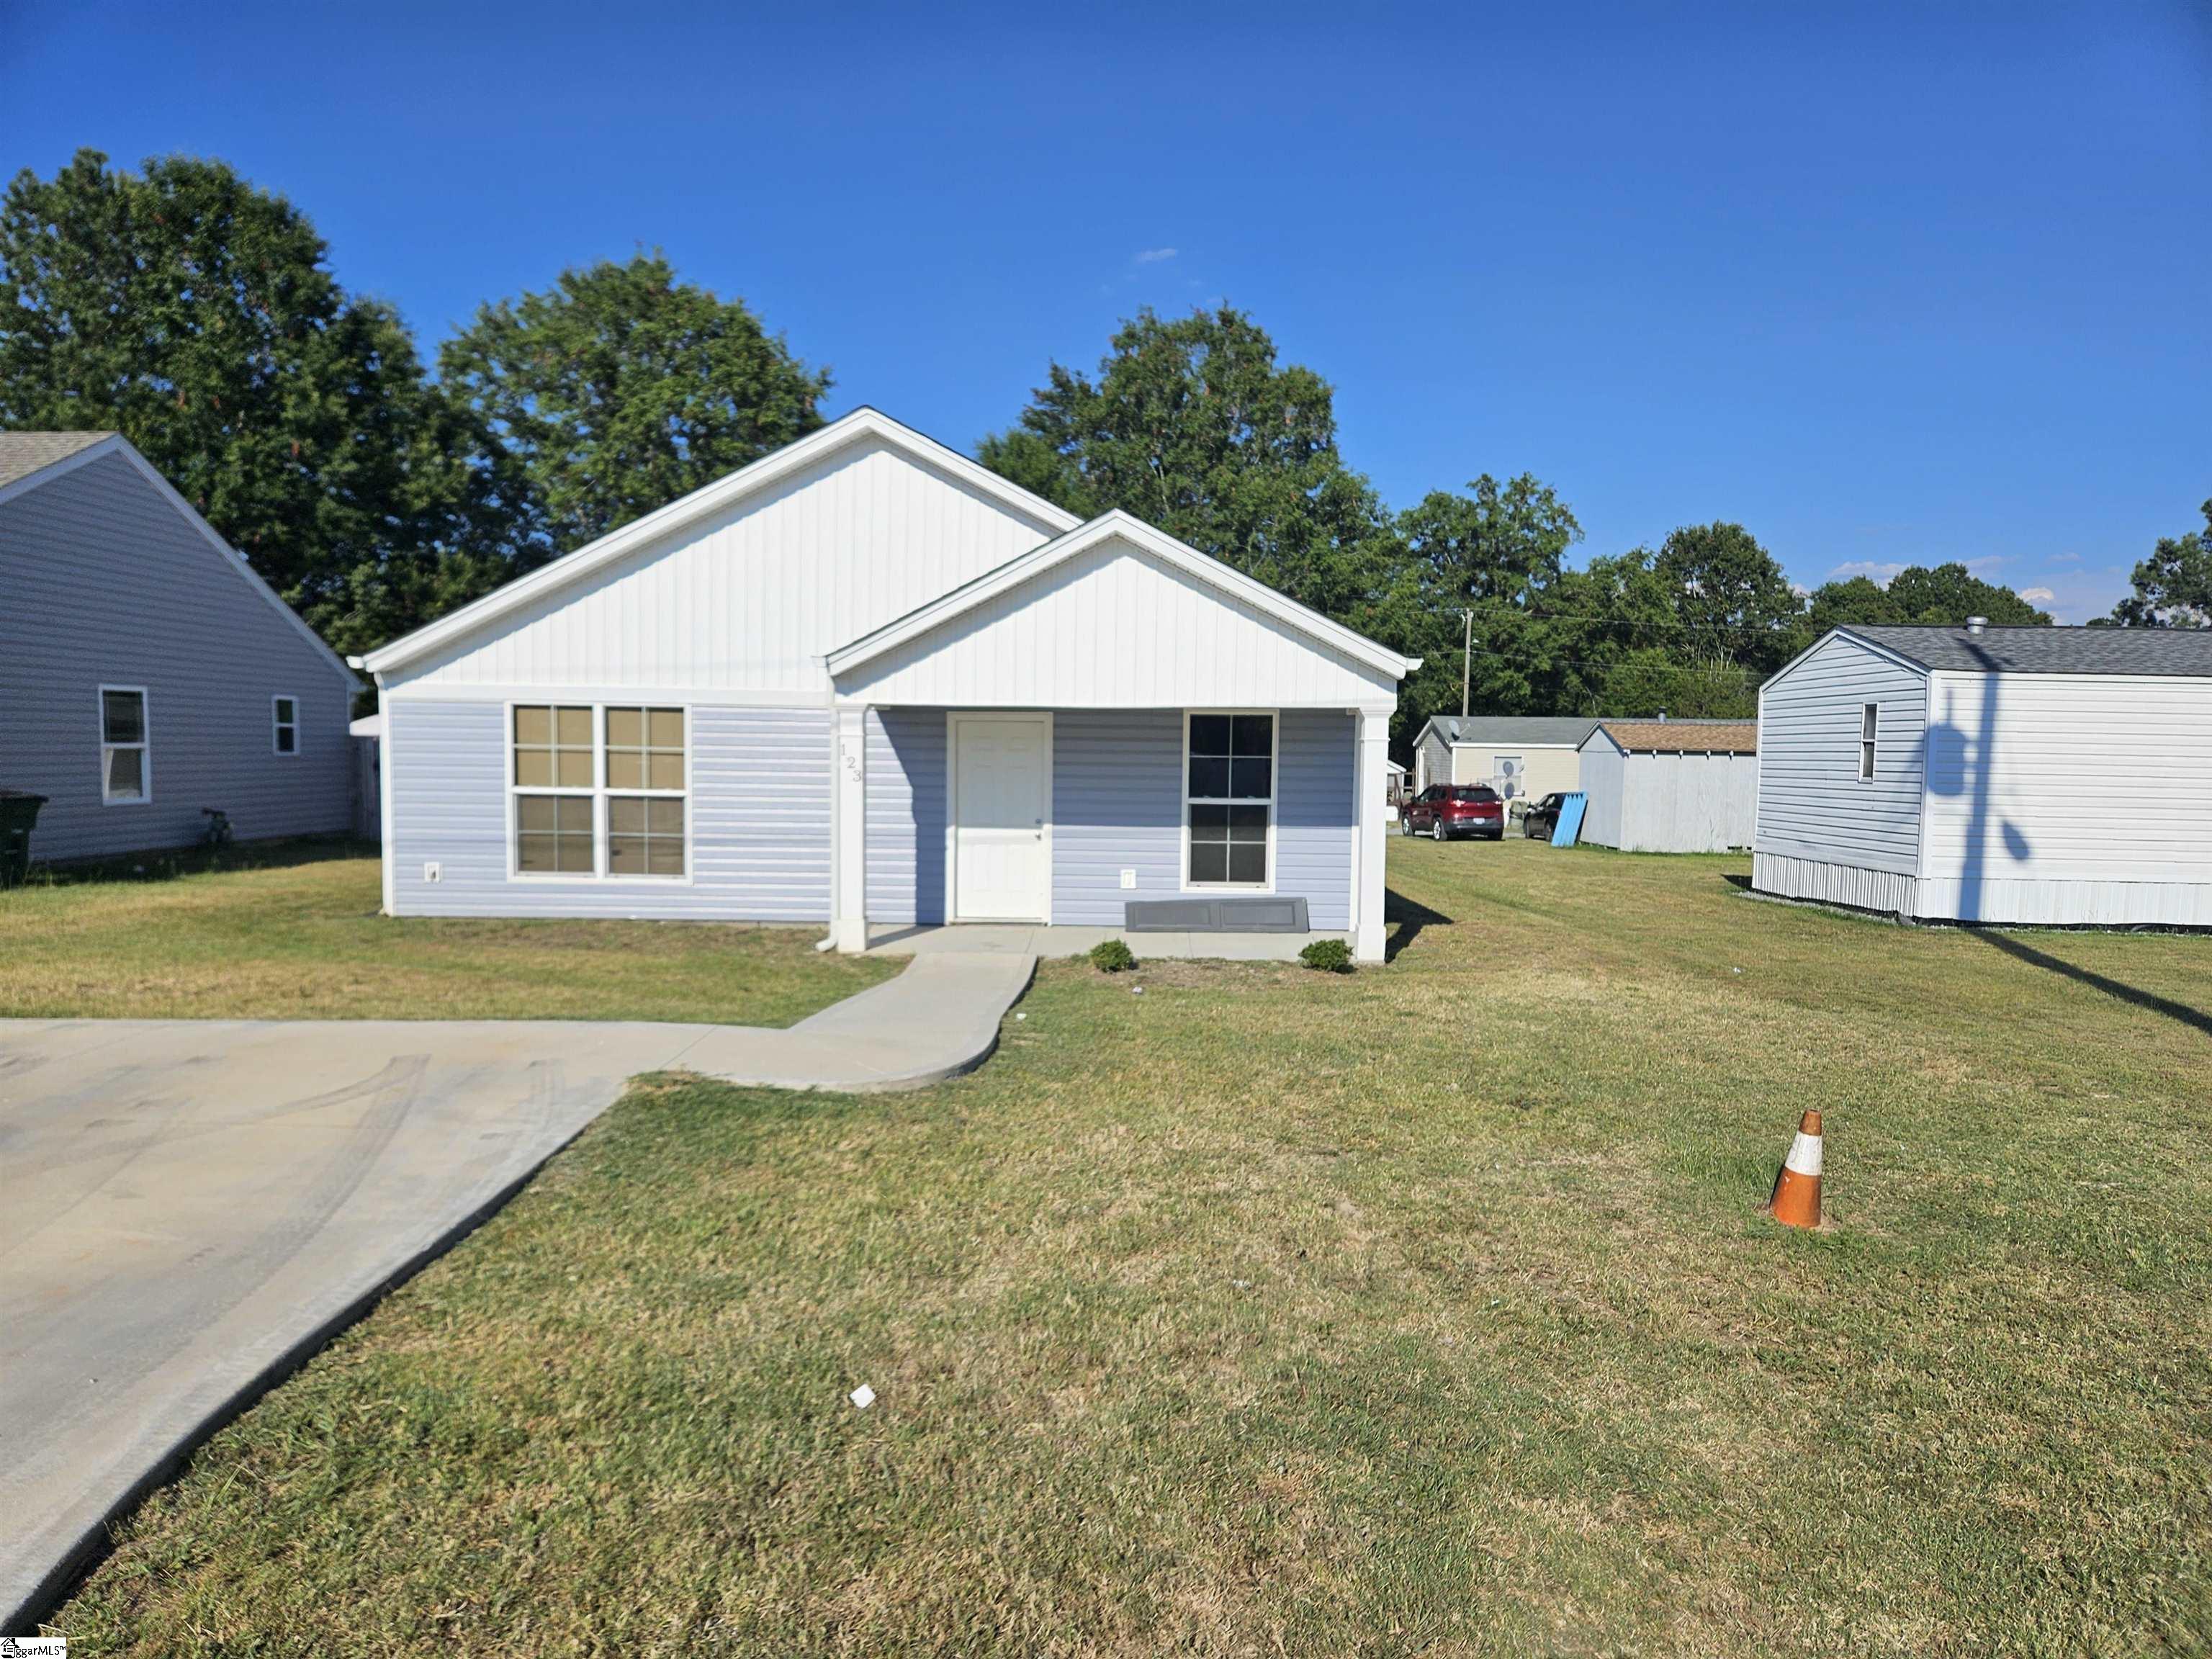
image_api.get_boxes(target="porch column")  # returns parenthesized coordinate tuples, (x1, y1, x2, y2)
(1354, 706, 1391, 963)
(831, 702, 868, 953)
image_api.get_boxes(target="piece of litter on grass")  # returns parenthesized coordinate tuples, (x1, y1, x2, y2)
(849, 1384, 876, 1410)
(1732, 967, 1742, 975)
(1132, 985, 1144, 995)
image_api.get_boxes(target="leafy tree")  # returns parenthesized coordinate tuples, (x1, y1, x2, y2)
(1393, 473, 1583, 727)
(439, 254, 830, 565)
(1596, 647, 1758, 719)
(977, 307, 1399, 625)
(1807, 562, 2051, 631)
(2110, 500, 2211, 627)
(0, 149, 465, 623)
(1651, 521, 1804, 673)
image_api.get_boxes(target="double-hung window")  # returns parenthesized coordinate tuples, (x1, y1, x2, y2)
(1858, 703, 1878, 782)
(510, 703, 688, 878)
(1186, 711, 1274, 887)
(272, 695, 300, 755)
(100, 686, 150, 805)
(513, 706, 595, 873)
(604, 707, 687, 877)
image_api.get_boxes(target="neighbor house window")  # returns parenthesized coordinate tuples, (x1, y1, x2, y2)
(100, 686, 150, 804)
(1859, 703, 1878, 782)
(513, 705, 595, 874)
(1187, 711, 1274, 886)
(604, 707, 686, 878)
(272, 695, 299, 755)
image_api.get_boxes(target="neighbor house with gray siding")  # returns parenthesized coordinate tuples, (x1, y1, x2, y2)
(358, 410, 1419, 960)
(1755, 622, 2212, 925)
(0, 432, 359, 863)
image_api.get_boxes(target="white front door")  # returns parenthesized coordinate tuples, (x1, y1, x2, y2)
(950, 714, 1051, 922)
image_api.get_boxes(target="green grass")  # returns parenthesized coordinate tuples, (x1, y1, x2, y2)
(0, 840, 893, 1027)
(46, 841, 2212, 1655)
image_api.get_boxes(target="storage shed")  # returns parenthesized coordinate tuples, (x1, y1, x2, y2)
(1576, 719, 1758, 852)
(1754, 623, 2212, 925)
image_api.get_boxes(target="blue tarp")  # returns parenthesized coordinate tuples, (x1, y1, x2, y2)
(1550, 791, 1588, 848)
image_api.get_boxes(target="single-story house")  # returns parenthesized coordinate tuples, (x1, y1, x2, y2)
(356, 410, 1420, 960)
(1754, 622, 2212, 925)
(0, 431, 359, 863)
(1408, 716, 1601, 806)
(1576, 719, 1758, 852)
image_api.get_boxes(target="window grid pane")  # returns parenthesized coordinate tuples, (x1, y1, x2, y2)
(607, 795, 684, 877)
(1187, 714, 1272, 886)
(515, 793, 594, 874)
(102, 690, 145, 745)
(514, 705, 593, 791)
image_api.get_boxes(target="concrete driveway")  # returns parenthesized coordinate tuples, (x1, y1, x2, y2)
(0, 951, 1031, 1631)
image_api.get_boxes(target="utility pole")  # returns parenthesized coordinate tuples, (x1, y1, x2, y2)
(1460, 609, 1474, 718)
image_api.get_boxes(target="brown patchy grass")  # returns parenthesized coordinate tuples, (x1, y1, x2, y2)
(0, 842, 892, 1026)
(44, 840, 2212, 1655)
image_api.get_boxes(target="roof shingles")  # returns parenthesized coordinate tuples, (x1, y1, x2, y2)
(1840, 624, 2212, 677)
(1594, 719, 1757, 755)
(0, 431, 117, 492)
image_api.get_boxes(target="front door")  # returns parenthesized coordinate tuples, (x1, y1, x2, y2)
(951, 714, 1051, 922)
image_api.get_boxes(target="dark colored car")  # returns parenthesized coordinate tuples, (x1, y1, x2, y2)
(1401, 784, 1504, 841)
(1522, 791, 1567, 841)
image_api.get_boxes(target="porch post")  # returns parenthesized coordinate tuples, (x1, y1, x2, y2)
(1354, 706, 1391, 963)
(832, 702, 868, 953)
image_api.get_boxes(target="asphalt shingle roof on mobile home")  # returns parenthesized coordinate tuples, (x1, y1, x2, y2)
(0, 431, 118, 493)
(1837, 624, 2212, 677)
(1415, 715, 1604, 747)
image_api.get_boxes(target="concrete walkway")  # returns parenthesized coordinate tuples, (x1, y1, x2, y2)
(0, 950, 1031, 1632)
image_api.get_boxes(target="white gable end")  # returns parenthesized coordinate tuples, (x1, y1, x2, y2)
(385, 433, 1063, 698)
(832, 534, 1401, 708)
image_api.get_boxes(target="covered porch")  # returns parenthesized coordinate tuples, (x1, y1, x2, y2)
(817, 510, 1416, 964)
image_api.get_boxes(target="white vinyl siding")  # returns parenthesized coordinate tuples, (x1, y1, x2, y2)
(834, 535, 1401, 710)
(385, 435, 1061, 698)
(1755, 634, 1927, 877)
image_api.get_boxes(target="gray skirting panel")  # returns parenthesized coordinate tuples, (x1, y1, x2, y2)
(1123, 896, 1310, 932)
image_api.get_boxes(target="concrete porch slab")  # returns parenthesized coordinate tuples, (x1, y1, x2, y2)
(863, 923, 1350, 962)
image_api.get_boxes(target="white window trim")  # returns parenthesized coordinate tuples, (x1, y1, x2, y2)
(1181, 708, 1277, 894)
(1858, 703, 1878, 783)
(99, 683, 151, 806)
(271, 693, 301, 757)
(504, 699, 695, 884)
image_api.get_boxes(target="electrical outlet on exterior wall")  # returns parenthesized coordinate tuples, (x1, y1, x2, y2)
(1120, 868, 1136, 889)
(423, 862, 441, 884)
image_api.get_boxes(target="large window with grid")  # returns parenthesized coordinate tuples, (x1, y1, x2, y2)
(510, 704, 688, 878)
(513, 706, 595, 873)
(1186, 711, 1274, 887)
(605, 707, 686, 876)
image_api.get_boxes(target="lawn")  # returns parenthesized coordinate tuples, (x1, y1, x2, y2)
(45, 841, 2212, 1655)
(0, 840, 894, 1027)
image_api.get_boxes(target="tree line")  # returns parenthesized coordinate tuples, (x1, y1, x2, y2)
(5, 151, 2203, 744)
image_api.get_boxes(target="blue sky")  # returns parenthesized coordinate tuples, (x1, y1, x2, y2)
(5, 0, 2206, 620)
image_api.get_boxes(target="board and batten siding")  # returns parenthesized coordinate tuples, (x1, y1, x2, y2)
(1590, 750, 1758, 853)
(834, 537, 1399, 711)
(1915, 671, 2212, 924)
(862, 706, 1356, 928)
(382, 434, 1061, 698)
(386, 700, 831, 920)
(0, 451, 354, 861)
(1755, 633, 1928, 903)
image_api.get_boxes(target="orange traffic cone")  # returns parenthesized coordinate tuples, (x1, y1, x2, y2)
(1767, 1110, 1823, 1229)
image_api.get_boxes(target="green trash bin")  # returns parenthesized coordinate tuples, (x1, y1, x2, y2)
(0, 790, 48, 889)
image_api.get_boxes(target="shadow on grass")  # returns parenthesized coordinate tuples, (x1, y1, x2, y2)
(27, 834, 371, 890)
(1722, 872, 1753, 891)
(1969, 928, 2212, 1041)
(1383, 887, 1455, 963)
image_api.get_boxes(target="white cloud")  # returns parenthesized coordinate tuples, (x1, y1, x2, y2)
(2019, 587, 2055, 603)
(1133, 247, 1179, 264)
(1828, 560, 1904, 588)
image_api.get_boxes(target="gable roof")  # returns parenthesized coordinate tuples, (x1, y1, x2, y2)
(0, 430, 118, 495)
(1417, 715, 1603, 748)
(361, 408, 1082, 675)
(1836, 624, 2212, 677)
(1588, 719, 1756, 755)
(0, 430, 357, 690)
(824, 508, 1419, 684)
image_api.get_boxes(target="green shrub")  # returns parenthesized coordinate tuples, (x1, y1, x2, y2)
(1299, 938, 1354, 974)
(1087, 938, 1138, 974)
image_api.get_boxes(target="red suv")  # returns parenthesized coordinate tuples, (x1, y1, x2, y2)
(1402, 784, 1505, 841)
